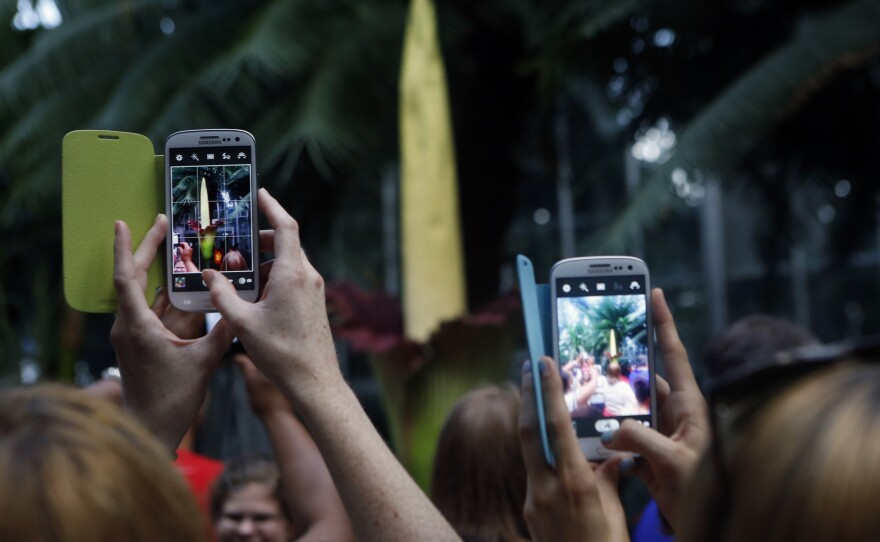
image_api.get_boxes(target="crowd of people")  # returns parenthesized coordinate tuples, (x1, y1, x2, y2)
(561, 353, 651, 417)
(3, 187, 879, 541)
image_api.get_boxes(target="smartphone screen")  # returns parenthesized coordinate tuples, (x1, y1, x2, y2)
(165, 130, 259, 310)
(551, 257, 655, 450)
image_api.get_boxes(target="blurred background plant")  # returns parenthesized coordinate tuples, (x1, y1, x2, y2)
(2, 0, 880, 497)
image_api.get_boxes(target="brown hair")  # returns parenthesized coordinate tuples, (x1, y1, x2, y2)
(682, 362, 880, 542)
(209, 455, 289, 523)
(430, 384, 530, 542)
(0, 384, 206, 542)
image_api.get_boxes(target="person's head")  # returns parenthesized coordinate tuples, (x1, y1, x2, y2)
(0, 384, 205, 542)
(683, 359, 880, 542)
(633, 377, 651, 405)
(210, 456, 293, 542)
(430, 384, 529, 542)
(606, 361, 622, 382)
(701, 314, 818, 380)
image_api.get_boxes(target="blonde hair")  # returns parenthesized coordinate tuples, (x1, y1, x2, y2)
(430, 384, 530, 542)
(682, 362, 880, 542)
(0, 384, 206, 542)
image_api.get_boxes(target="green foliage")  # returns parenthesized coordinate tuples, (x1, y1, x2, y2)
(587, 0, 880, 253)
(558, 296, 641, 361)
(0, 0, 405, 376)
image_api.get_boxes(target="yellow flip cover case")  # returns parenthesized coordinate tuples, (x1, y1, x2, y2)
(62, 130, 164, 313)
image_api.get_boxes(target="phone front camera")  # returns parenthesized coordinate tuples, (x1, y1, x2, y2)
(628, 265, 633, 270)
(235, 137, 240, 142)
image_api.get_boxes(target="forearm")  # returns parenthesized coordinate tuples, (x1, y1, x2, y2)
(260, 409, 355, 542)
(283, 371, 460, 542)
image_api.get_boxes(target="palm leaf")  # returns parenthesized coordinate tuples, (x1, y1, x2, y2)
(588, 0, 880, 252)
(0, 0, 165, 112)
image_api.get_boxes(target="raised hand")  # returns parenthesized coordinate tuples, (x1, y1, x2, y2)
(519, 357, 629, 542)
(600, 288, 710, 532)
(111, 215, 233, 452)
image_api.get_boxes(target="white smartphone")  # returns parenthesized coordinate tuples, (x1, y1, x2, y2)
(550, 256, 657, 460)
(165, 129, 260, 311)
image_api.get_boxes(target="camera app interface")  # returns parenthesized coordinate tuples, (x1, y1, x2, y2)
(555, 276, 651, 437)
(169, 147, 255, 292)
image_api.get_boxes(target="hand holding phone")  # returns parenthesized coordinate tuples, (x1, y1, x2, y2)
(165, 129, 260, 311)
(599, 288, 710, 532)
(518, 354, 630, 542)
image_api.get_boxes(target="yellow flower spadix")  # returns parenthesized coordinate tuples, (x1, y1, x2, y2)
(199, 177, 214, 261)
(399, 0, 466, 342)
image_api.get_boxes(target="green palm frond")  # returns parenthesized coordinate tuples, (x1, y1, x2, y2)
(91, 32, 214, 129)
(574, 0, 646, 40)
(588, 0, 880, 253)
(208, 0, 317, 89)
(583, 296, 638, 354)
(0, 0, 165, 111)
(519, 0, 652, 93)
(230, 197, 250, 219)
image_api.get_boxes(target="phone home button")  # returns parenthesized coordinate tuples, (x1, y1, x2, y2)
(595, 446, 614, 458)
(595, 419, 620, 433)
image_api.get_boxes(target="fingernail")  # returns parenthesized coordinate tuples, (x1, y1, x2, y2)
(522, 360, 532, 374)
(601, 430, 615, 445)
(619, 456, 636, 473)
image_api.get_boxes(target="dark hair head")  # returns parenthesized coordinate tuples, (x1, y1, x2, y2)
(701, 315, 818, 381)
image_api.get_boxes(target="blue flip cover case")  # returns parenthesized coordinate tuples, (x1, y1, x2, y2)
(516, 255, 556, 466)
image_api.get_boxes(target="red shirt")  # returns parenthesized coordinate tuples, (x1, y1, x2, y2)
(174, 449, 225, 525)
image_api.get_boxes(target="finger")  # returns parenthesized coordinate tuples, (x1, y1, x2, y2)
(232, 352, 256, 377)
(257, 188, 302, 263)
(518, 360, 552, 474)
(259, 230, 275, 252)
(113, 221, 148, 311)
(538, 357, 591, 474)
(603, 418, 677, 470)
(652, 289, 698, 393)
(594, 459, 628, 541)
(259, 259, 275, 288)
(150, 287, 170, 319)
(232, 352, 252, 368)
(132, 214, 168, 275)
(203, 269, 253, 331)
(655, 374, 671, 410)
(193, 315, 235, 369)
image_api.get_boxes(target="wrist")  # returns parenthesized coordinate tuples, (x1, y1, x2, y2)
(283, 369, 350, 418)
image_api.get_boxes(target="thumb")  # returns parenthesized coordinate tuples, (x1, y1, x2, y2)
(603, 419, 677, 469)
(203, 269, 252, 333)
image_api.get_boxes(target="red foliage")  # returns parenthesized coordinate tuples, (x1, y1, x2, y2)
(325, 281, 522, 375)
